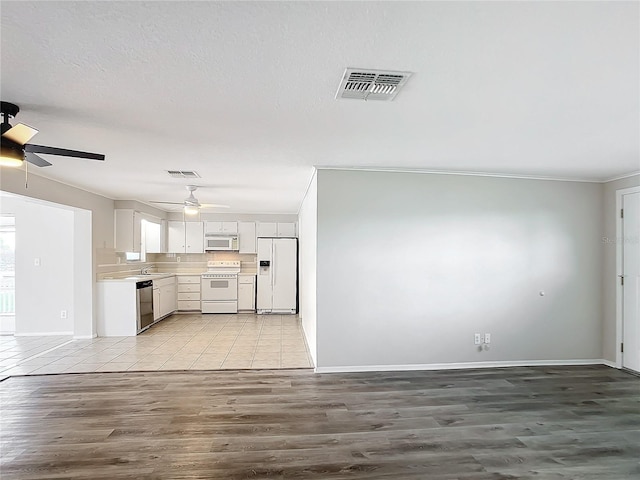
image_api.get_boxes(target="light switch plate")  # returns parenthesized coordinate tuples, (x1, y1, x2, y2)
(484, 333, 491, 344)
(34, 258, 41, 267)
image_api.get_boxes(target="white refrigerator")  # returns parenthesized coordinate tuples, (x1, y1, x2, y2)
(257, 237, 297, 314)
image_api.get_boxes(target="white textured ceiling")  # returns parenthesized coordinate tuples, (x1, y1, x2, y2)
(1, 1, 638, 213)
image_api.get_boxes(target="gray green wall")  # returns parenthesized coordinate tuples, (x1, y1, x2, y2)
(314, 169, 604, 371)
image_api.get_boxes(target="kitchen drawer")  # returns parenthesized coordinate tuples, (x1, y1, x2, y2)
(178, 300, 200, 311)
(238, 275, 255, 285)
(178, 292, 200, 301)
(178, 283, 201, 293)
(177, 275, 201, 284)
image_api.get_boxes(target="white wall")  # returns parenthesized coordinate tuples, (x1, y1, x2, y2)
(0, 169, 114, 251)
(114, 200, 167, 220)
(73, 208, 93, 338)
(316, 169, 604, 371)
(298, 171, 317, 365)
(601, 173, 640, 362)
(15, 201, 74, 335)
(1, 169, 114, 336)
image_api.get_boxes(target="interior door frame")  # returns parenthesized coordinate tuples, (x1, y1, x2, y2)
(615, 185, 640, 369)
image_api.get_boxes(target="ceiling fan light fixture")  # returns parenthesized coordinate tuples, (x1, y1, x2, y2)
(184, 205, 199, 216)
(0, 145, 24, 167)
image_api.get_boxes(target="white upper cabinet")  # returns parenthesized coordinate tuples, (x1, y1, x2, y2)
(185, 222, 204, 253)
(222, 222, 238, 234)
(168, 221, 204, 253)
(256, 221, 297, 238)
(142, 219, 162, 253)
(238, 221, 257, 254)
(114, 209, 141, 253)
(204, 221, 238, 234)
(276, 222, 297, 237)
(167, 221, 186, 253)
(256, 222, 277, 237)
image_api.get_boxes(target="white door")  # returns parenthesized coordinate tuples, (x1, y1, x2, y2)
(272, 238, 297, 311)
(622, 191, 640, 372)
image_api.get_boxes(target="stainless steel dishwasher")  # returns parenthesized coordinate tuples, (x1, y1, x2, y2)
(136, 280, 154, 333)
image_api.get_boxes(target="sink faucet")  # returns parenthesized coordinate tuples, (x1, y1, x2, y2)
(141, 266, 151, 275)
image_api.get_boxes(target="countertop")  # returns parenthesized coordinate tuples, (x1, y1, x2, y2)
(99, 272, 256, 282)
(98, 273, 177, 282)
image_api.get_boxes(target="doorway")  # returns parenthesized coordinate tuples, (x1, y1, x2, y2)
(0, 216, 16, 334)
(618, 186, 640, 373)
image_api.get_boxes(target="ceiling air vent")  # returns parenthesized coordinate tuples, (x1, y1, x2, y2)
(167, 170, 201, 179)
(336, 68, 412, 101)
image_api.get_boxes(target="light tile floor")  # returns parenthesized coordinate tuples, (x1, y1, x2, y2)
(0, 314, 313, 379)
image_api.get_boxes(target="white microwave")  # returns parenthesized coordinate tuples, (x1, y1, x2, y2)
(204, 234, 238, 251)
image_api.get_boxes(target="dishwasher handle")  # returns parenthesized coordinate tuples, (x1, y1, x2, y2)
(136, 280, 153, 289)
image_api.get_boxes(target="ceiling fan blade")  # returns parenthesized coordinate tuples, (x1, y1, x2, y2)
(149, 201, 185, 205)
(24, 144, 105, 161)
(200, 203, 231, 209)
(1, 123, 38, 145)
(24, 152, 52, 167)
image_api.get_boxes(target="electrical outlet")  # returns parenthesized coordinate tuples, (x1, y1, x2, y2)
(60, 310, 67, 319)
(484, 333, 491, 344)
(34, 258, 41, 267)
(176, 256, 181, 263)
(474, 333, 482, 345)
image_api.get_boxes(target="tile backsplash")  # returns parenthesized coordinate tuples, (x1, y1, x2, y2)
(96, 250, 257, 279)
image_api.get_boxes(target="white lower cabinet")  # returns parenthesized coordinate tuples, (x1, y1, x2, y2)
(153, 288, 161, 321)
(238, 275, 256, 311)
(178, 275, 201, 311)
(154, 276, 177, 319)
(98, 275, 176, 337)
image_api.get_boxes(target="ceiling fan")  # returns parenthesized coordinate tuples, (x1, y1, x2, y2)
(151, 185, 230, 215)
(0, 101, 105, 167)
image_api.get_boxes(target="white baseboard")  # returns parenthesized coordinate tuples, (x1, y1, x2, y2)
(602, 359, 619, 369)
(14, 331, 74, 337)
(73, 334, 97, 340)
(315, 358, 609, 374)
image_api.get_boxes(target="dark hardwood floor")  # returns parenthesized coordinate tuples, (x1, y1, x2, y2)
(0, 365, 639, 479)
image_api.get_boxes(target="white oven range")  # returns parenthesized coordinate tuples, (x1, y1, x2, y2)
(201, 261, 241, 314)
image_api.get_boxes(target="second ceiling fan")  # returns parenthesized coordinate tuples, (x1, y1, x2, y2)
(151, 185, 229, 215)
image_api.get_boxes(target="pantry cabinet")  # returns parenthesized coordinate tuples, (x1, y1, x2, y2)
(238, 221, 257, 254)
